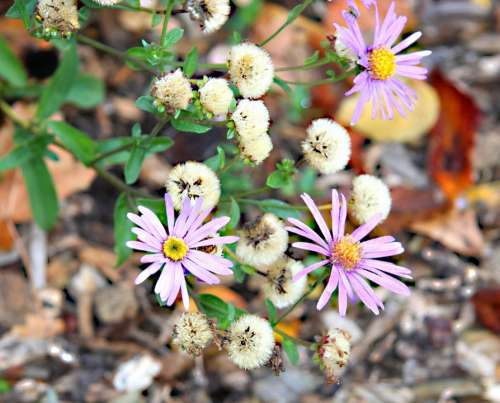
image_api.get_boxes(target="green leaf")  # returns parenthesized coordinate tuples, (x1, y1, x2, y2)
(36, 43, 79, 120)
(0, 378, 11, 393)
(20, 156, 59, 230)
(6, 0, 37, 28)
(198, 293, 245, 329)
(204, 146, 225, 171)
(253, 199, 302, 219)
(183, 47, 198, 78)
(227, 197, 240, 229)
(304, 50, 320, 66)
(145, 137, 173, 153)
(113, 193, 134, 266)
(171, 118, 211, 134)
(273, 77, 292, 95)
(298, 167, 317, 193)
(135, 197, 167, 224)
(96, 137, 134, 165)
(125, 144, 146, 184)
(286, 1, 310, 23)
(232, 263, 246, 283)
(162, 27, 184, 48)
(265, 298, 277, 325)
(47, 121, 97, 165)
(135, 95, 157, 114)
(151, 12, 162, 27)
(266, 171, 289, 189)
(66, 74, 105, 109)
(0, 35, 27, 87)
(282, 337, 300, 365)
(230, 31, 242, 45)
(0, 132, 52, 172)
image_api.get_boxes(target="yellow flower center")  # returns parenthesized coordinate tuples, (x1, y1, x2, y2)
(163, 236, 188, 261)
(368, 48, 396, 80)
(331, 236, 362, 270)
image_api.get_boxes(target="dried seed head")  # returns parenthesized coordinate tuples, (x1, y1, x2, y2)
(349, 174, 391, 224)
(226, 315, 275, 369)
(238, 133, 273, 165)
(186, 0, 231, 34)
(228, 43, 274, 99)
(236, 213, 288, 267)
(262, 258, 307, 309)
(165, 161, 221, 210)
(36, 0, 80, 37)
(199, 78, 234, 116)
(232, 99, 270, 140)
(152, 69, 192, 112)
(301, 119, 351, 174)
(317, 328, 351, 382)
(173, 312, 213, 356)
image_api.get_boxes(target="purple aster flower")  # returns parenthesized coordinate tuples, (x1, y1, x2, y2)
(286, 190, 411, 316)
(126, 194, 239, 310)
(335, 1, 432, 124)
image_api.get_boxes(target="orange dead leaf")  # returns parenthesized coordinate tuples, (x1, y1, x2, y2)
(274, 320, 301, 344)
(428, 71, 480, 201)
(410, 208, 485, 257)
(0, 220, 14, 251)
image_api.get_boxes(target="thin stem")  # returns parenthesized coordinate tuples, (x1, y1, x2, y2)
(274, 270, 329, 325)
(77, 34, 156, 73)
(237, 198, 331, 211)
(275, 58, 331, 72)
(93, 165, 150, 198)
(275, 70, 355, 87)
(89, 143, 131, 166)
(234, 186, 269, 198)
(219, 156, 239, 174)
(160, 0, 176, 51)
(0, 99, 29, 128)
(274, 328, 312, 347)
(259, 0, 314, 47)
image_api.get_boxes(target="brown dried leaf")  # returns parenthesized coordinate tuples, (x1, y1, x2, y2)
(410, 208, 485, 256)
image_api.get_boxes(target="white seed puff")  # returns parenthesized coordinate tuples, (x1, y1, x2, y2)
(91, 0, 121, 5)
(37, 0, 80, 35)
(152, 69, 192, 112)
(228, 43, 274, 99)
(236, 213, 288, 267)
(237, 133, 273, 165)
(226, 315, 275, 370)
(262, 258, 307, 309)
(173, 312, 213, 356)
(302, 118, 351, 174)
(199, 78, 234, 116)
(232, 99, 270, 140)
(318, 328, 351, 381)
(349, 174, 392, 224)
(187, 0, 231, 34)
(165, 161, 221, 210)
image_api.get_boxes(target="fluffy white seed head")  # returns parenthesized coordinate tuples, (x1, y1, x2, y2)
(318, 328, 351, 381)
(152, 69, 192, 112)
(236, 213, 288, 267)
(262, 258, 307, 309)
(349, 174, 392, 224)
(232, 99, 270, 140)
(173, 312, 213, 356)
(91, 0, 121, 5)
(228, 43, 274, 99)
(36, 0, 80, 35)
(302, 118, 351, 174)
(199, 78, 234, 116)
(227, 315, 275, 370)
(238, 133, 273, 165)
(186, 0, 231, 33)
(165, 161, 221, 210)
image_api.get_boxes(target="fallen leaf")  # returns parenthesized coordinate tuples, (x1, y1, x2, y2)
(336, 80, 440, 143)
(428, 71, 480, 201)
(0, 220, 14, 251)
(10, 314, 65, 339)
(410, 208, 485, 256)
(274, 320, 301, 343)
(472, 289, 500, 334)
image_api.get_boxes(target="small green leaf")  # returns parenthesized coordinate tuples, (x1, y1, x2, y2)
(240, 264, 256, 275)
(0, 132, 51, 172)
(162, 27, 184, 48)
(198, 293, 245, 329)
(304, 50, 320, 66)
(265, 298, 277, 325)
(125, 144, 146, 184)
(282, 337, 300, 365)
(21, 156, 59, 230)
(273, 77, 292, 95)
(204, 146, 225, 171)
(171, 118, 211, 134)
(298, 167, 317, 193)
(151, 12, 162, 27)
(135, 95, 157, 114)
(0, 35, 27, 87)
(113, 193, 134, 266)
(47, 121, 97, 165)
(131, 123, 142, 138)
(232, 263, 246, 283)
(66, 74, 105, 109)
(266, 171, 289, 189)
(36, 42, 79, 120)
(6, 0, 37, 28)
(146, 137, 173, 153)
(96, 137, 134, 166)
(227, 197, 240, 229)
(230, 31, 242, 45)
(183, 47, 198, 78)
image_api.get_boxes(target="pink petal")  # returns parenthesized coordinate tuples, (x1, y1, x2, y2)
(135, 262, 163, 285)
(180, 276, 190, 310)
(357, 268, 410, 296)
(292, 259, 330, 282)
(165, 193, 175, 235)
(190, 236, 240, 249)
(316, 268, 339, 310)
(126, 240, 160, 253)
(350, 213, 383, 241)
(138, 206, 167, 240)
(292, 241, 330, 256)
(300, 193, 332, 243)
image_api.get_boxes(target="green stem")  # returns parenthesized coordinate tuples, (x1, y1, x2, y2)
(274, 270, 329, 326)
(0, 99, 29, 129)
(275, 58, 331, 72)
(259, 0, 314, 47)
(275, 70, 355, 87)
(77, 34, 156, 74)
(219, 156, 239, 174)
(234, 186, 269, 198)
(237, 198, 331, 211)
(160, 0, 176, 47)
